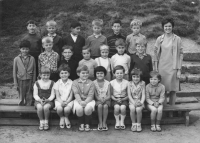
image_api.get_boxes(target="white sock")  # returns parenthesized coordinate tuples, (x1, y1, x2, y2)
(44, 120, 48, 124)
(40, 120, 44, 124)
(137, 123, 141, 126)
(120, 115, 126, 126)
(132, 123, 137, 126)
(114, 115, 120, 126)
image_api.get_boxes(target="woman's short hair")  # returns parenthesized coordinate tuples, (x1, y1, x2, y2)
(150, 71, 162, 82)
(113, 65, 125, 74)
(40, 66, 51, 74)
(130, 68, 143, 80)
(58, 64, 71, 74)
(161, 17, 175, 28)
(94, 66, 107, 78)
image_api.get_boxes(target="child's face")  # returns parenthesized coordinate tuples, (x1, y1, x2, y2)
(82, 49, 91, 60)
(150, 76, 160, 86)
(112, 23, 121, 34)
(59, 70, 70, 81)
(43, 42, 53, 52)
(131, 25, 140, 35)
(136, 44, 146, 54)
(132, 75, 140, 84)
(96, 71, 105, 80)
(20, 47, 29, 56)
(79, 70, 89, 80)
(114, 69, 124, 80)
(100, 50, 109, 59)
(27, 24, 37, 34)
(47, 26, 56, 34)
(62, 49, 73, 60)
(71, 26, 81, 35)
(40, 73, 50, 82)
(93, 25, 102, 35)
(116, 45, 125, 55)
(164, 22, 173, 34)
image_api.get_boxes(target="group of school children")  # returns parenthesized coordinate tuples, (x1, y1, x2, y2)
(13, 18, 165, 132)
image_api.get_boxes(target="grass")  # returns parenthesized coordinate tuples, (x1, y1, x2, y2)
(1, 0, 200, 84)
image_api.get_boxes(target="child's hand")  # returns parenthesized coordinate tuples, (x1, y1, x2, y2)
(39, 99, 45, 105)
(80, 101, 86, 107)
(154, 102, 159, 108)
(136, 101, 142, 107)
(45, 99, 50, 103)
(61, 101, 66, 107)
(117, 98, 122, 103)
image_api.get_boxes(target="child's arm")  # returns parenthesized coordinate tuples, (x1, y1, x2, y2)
(140, 84, 146, 104)
(85, 83, 95, 104)
(66, 90, 73, 104)
(47, 83, 56, 101)
(72, 82, 82, 103)
(38, 55, 41, 75)
(110, 84, 118, 101)
(127, 83, 135, 105)
(105, 84, 111, 101)
(32, 58, 36, 85)
(33, 83, 42, 103)
(13, 58, 18, 89)
(125, 36, 130, 52)
(94, 88, 101, 101)
(121, 86, 129, 101)
(55, 90, 63, 104)
(145, 86, 154, 105)
(127, 55, 131, 71)
(110, 56, 114, 75)
(158, 85, 165, 104)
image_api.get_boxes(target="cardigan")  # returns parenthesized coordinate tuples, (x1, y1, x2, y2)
(154, 34, 183, 70)
(62, 34, 85, 62)
(13, 54, 36, 86)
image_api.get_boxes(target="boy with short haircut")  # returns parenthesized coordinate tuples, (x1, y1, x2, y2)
(13, 40, 36, 106)
(107, 19, 126, 57)
(21, 20, 42, 77)
(86, 19, 107, 59)
(59, 45, 79, 80)
(126, 19, 146, 54)
(111, 38, 130, 80)
(38, 36, 59, 82)
(45, 20, 63, 60)
(79, 46, 98, 80)
(62, 21, 85, 62)
(72, 65, 95, 131)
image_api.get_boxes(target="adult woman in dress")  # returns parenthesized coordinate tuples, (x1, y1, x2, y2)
(154, 18, 183, 105)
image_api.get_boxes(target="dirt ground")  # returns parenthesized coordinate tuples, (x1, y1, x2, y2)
(0, 110, 200, 143)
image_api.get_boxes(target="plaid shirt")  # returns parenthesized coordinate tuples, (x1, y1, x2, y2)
(38, 50, 59, 72)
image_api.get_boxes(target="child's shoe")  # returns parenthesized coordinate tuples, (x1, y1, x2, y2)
(131, 123, 137, 132)
(59, 117, 65, 129)
(39, 123, 44, 131)
(150, 124, 156, 132)
(85, 124, 90, 132)
(136, 123, 142, 132)
(156, 125, 162, 132)
(64, 117, 71, 129)
(79, 124, 85, 131)
(44, 120, 49, 130)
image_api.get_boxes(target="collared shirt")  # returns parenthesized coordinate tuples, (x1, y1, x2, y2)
(146, 83, 165, 105)
(136, 52, 147, 60)
(94, 79, 110, 98)
(54, 79, 73, 101)
(33, 79, 55, 101)
(126, 33, 146, 54)
(70, 33, 78, 42)
(38, 50, 59, 72)
(48, 33, 57, 38)
(107, 33, 126, 57)
(93, 33, 102, 38)
(129, 81, 145, 100)
(72, 78, 95, 103)
(86, 34, 107, 57)
(78, 59, 98, 79)
(111, 53, 130, 74)
(110, 79, 129, 98)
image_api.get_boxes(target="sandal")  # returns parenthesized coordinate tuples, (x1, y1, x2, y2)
(150, 125, 156, 132)
(44, 123, 49, 130)
(85, 124, 90, 132)
(64, 117, 71, 129)
(156, 125, 162, 132)
(98, 124, 102, 131)
(39, 123, 44, 131)
(79, 124, 85, 131)
(136, 124, 142, 132)
(131, 124, 137, 132)
(59, 118, 65, 129)
(120, 125, 126, 130)
(115, 124, 120, 130)
(102, 124, 108, 131)
(66, 124, 71, 129)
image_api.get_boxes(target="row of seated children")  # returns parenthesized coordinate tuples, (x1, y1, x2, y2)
(32, 63, 164, 132)
(13, 35, 152, 106)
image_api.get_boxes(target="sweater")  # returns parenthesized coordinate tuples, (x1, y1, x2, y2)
(13, 54, 36, 86)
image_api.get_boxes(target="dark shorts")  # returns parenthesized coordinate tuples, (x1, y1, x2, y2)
(112, 100, 128, 106)
(34, 101, 54, 109)
(96, 100, 111, 107)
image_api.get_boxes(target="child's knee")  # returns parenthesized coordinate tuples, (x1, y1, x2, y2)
(103, 104, 108, 109)
(56, 106, 63, 112)
(129, 105, 136, 112)
(151, 107, 158, 113)
(98, 104, 103, 109)
(64, 106, 71, 113)
(37, 104, 43, 111)
(114, 105, 120, 111)
(136, 107, 143, 113)
(157, 107, 163, 114)
(84, 106, 93, 115)
(120, 105, 126, 114)
(76, 107, 84, 117)
(43, 104, 51, 111)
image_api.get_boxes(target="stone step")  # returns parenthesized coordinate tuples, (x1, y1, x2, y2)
(182, 61, 200, 74)
(183, 51, 200, 61)
(180, 73, 200, 83)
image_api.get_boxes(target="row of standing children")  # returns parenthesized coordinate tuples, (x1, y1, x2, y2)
(13, 18, 164, 132)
